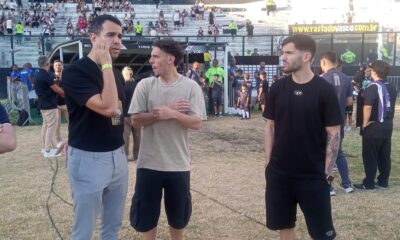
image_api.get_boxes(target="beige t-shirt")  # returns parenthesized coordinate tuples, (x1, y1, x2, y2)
(128, 75, 207, 171)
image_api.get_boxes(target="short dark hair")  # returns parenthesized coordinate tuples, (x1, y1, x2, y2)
(320, 51, 337, 64)
(213, 74, 219, 77)
(153, 38, 184, 66)
(53, 59, 63, 64)
(89, 14, 121, 35)
(371, 60, 391, 79)
(282, 34, 316, 59)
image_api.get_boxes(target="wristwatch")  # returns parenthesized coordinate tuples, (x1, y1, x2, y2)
(326, 174, 334, 184)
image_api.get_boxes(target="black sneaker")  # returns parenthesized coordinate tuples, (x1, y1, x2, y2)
(353, 183, 376, 192)
(375, 184, 388, 190)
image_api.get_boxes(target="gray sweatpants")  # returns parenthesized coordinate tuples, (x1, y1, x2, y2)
(67, 146, 129, 240)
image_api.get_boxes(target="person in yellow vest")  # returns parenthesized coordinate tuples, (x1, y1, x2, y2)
(228, 20, 238, 39)
(266, 0, 276, 16)
(15, 21, 23, 45)
(244, 49, 252, 56)
(380, 46, 390, 62)
(135, 21, 143, 36)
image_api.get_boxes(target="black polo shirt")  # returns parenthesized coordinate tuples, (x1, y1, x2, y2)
(34, 68, 57, 110)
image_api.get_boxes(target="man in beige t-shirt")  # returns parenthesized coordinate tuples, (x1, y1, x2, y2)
(128, 39, 206, 240)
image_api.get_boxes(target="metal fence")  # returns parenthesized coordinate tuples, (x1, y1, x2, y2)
(1, 32, 399, 67)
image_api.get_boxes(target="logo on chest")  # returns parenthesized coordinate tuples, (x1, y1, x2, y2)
(293, 90, 303, 96)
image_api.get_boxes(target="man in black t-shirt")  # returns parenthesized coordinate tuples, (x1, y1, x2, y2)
(354, 60, 397, 191)
(62, 15, 128, 240)
(0, 103, 16, 153)
(263, 34, 341, 240)
(34, 55, 64, 157)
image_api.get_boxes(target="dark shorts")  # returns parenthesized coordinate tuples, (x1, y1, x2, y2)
(265, 167, 336, 240)
(174, 21, 180, 26)
(345, 105, 353, 115)
(212, 94, 222, 106)
(130, 168, 192, 232)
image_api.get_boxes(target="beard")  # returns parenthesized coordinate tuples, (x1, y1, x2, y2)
(282, 58, 302, 74)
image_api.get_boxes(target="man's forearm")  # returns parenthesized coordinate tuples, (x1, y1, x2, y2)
(101, 69, 119, 112)
(264, 120, 274, 167)
(325, 126, 340, 175)
(131, 112, 157, 128)
(173, 111, 202, 130)
(363, 105, 372, 127)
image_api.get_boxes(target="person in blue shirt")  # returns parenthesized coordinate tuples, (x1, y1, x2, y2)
(19, 63, 34, 92)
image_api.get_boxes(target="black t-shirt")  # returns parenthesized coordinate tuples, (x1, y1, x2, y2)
(124, 79, 137, 115)
(263, 75, 343, 178)
(34, 68, 57, 110)
(0, 103, 10, 124)
(62, 57, 125, 152)
(362, 80, 397, 138)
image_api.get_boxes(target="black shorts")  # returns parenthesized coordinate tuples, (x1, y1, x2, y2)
(212, 94, 221, 106)
(265, 167, 336, 240)
(345, 105, 353, 115)
(174, 21, 180, 26)
(130, 168, 192, 232)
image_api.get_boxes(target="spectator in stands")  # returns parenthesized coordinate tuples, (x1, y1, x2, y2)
(15, 21, 23, 45)
(8, 0, 17, 13)
(159, 10, 164, 22)
(123, 0, 131, 12)
(114, 0, 121, 12)
(207, 25, 212, 36)
(197, 26, 203, 39)
(209, 10, 215, 25)
(173, 9, 180, 30)
(212, 24, 219, 36)
(179, 10, 185, 27)
(246, 19, 254, 37)
(252, 48, 260, 56)
(266, 0, 276, 16)
(198, 0, 205, 20)
(244, 50, 251, 56)
(0, 22, 4, 36)
(228, 20, 237, 39)
(31, 13, 39, 28)
(20, 62, 34, 98)
(93, 0, 101, 14)
(5, 16, 12, 34)
(190, 6, 196, 21)
(9, 64, 20, 81)
(34, 0, 41, 13)
(53, 60, 68, 146)
(135, 21, 143, 36)
(66, 18, 74, 39)
(122, 66, 140, 162)
(0, 103, 17, 154)
(35, 55, 64, 157)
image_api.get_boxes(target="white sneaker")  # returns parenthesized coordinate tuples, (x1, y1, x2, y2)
(41, 148, 57, 154)
(330, 189, 336, 196)
(43, 149, 62, 158)
(56, 141, 64, 148)
(340, 185, 354, 193)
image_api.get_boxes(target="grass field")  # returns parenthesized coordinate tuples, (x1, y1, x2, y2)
(0, 104, 399, 240)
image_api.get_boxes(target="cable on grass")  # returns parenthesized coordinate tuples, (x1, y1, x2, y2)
(191, 188, 266, 227)
(46, 157, 72, 240)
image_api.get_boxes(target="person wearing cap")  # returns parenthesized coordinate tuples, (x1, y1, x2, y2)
(34, 55, 64, 157)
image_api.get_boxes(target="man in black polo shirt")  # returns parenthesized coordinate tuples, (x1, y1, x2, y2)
(34, 55, 64, 157)
(263, 34, 341, 240)
(62, 15, 128, 239)
(354, 60, 397, 191)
